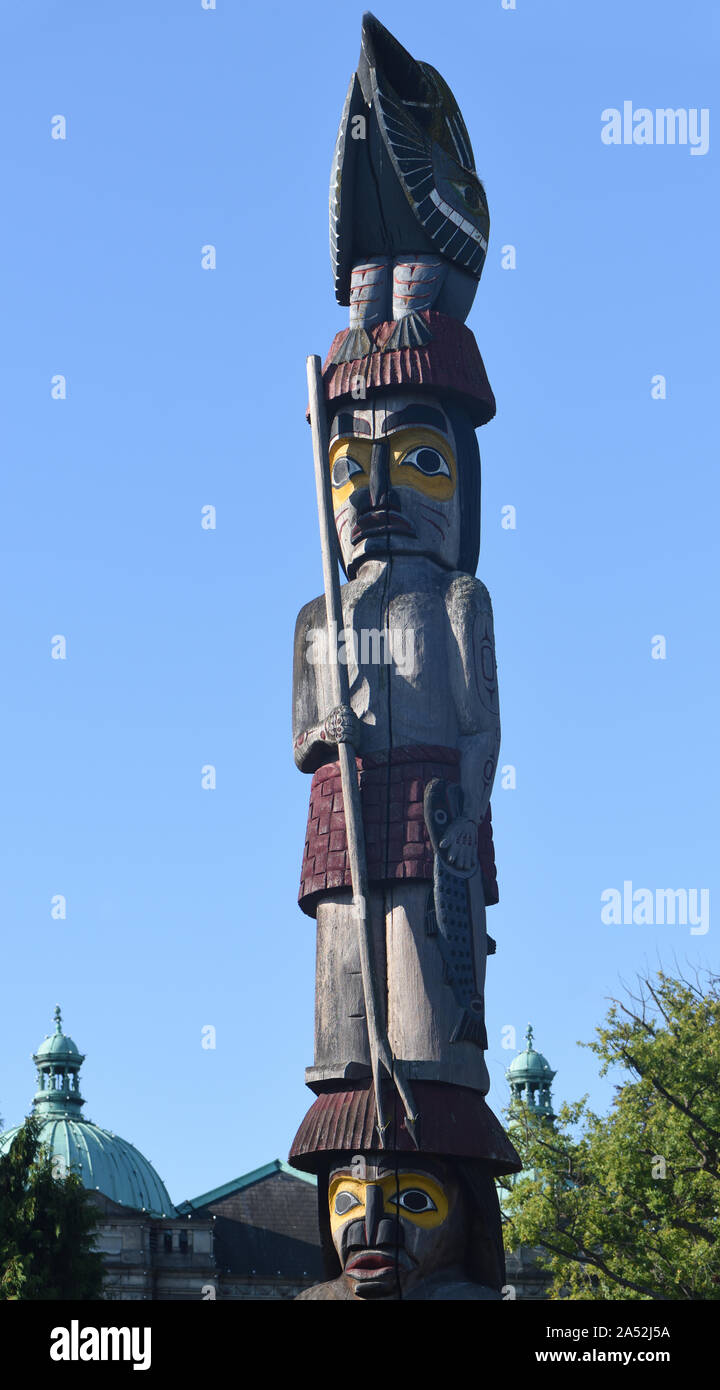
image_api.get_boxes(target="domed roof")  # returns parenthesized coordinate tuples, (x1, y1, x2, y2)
(34, 1005, 82, 1062)
(0, 1118, 175, 1216)
(506, 1024, 555, 1082)
(0, 1007, 175, 1218)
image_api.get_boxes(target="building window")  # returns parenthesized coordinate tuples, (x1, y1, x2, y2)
(179, 1231, 189, 1253)
(94, 1234, 122, 1255)
(163, 1232, 173, 1253)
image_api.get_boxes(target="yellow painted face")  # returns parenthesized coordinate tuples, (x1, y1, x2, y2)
(329, 428, 457, 510)
(329, 1170, 449, 1237)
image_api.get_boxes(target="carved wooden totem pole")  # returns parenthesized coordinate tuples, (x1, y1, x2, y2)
(289, 13, 521, 1301)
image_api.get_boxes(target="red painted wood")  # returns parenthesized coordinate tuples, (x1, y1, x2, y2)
(298, 746, 498, 915)
(289, 1080, 521, 1175)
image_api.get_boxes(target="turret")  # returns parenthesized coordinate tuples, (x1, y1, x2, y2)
(506, 1024, 556, 1122)
(32, 1004, 86, 1117)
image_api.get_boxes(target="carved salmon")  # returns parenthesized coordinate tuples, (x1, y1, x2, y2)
(424, 777, 487, 1048)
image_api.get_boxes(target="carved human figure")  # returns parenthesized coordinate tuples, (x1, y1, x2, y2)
(293, 391, 500, 1097)
(296, 1154, 501, 1301)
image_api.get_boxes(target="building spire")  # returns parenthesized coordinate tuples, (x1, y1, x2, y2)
(32, 1006, 86, 1117)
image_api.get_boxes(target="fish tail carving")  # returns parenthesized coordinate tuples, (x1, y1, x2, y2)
(451, 1005, 488, 1049)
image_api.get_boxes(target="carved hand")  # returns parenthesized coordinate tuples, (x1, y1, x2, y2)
(323, 705, 361, 748)
(439, 816, 478, 873)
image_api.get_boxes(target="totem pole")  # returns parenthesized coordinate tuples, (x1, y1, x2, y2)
(289, 13, 521, 1302)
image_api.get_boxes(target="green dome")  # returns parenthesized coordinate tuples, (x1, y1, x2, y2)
(34, 1024, 81, 1061)
(507, 1023, 555, 1081)
(507, 1048, 554, 1079)
(0, 1007, 175, 1218)
(0, 1118, 175, 1216)
(506, 1024, 556, 1120)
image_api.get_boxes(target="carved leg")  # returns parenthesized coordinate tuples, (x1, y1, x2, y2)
(308, 880, 490, 1098)
(385, 880, 490, 1095)
(308, 889, 386, 1084)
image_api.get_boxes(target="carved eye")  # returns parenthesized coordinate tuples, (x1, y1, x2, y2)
(399, 447, 450, 478)
(390, 1188, 437, 1215)
(434, 809, 448, 826)
(334, 1190, 361, 1217)
(331, 455, 364, 488)
(453, 179, 481, 212)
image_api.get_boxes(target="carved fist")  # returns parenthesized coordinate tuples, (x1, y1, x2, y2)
(439, 817, 478, 874)
(324, 705, 360, 747)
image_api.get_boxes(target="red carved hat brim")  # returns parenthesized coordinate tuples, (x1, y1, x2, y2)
(289, 1079, 521, 1176)
(307, 312, 496, 429)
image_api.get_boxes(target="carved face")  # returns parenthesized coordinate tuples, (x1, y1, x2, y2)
(328, 1156, 467, 1299)
(329, 394, 462, 576)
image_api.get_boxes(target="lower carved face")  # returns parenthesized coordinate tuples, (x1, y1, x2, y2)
(329, 1157, 466, 1299)
(329, 394, 462, 576)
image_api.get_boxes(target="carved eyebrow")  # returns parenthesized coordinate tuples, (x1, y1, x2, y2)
(331, 1169, 408, 1183)
(374, 1168, 442, 1184)
(330, 412, 372, 440)
(382, 406, 449, 436)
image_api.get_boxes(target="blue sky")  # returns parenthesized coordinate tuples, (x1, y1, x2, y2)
(1, 0, 717, 1207)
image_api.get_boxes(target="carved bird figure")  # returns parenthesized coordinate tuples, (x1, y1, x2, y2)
(330, 12, 490, 362)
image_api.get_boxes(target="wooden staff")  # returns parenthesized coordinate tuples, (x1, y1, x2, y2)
(306, 354, 419, 1149)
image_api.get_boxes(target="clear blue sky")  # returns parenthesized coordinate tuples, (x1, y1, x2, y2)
(1, 0, 717, 1207)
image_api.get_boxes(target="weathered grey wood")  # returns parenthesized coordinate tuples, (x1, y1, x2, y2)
(309, 890, 386, 1079)
(307, 884, 488, 1094)
(294, 556, 500, 822)
(306, 355, 419, 1145)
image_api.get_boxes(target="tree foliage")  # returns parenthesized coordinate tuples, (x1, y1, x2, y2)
(0, 1115, 105, 1300)
(501, 969, 720, 1300)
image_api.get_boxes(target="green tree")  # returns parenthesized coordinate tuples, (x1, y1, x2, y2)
(0, 1114, 105, 1300)
(501, 969, 720, 1300)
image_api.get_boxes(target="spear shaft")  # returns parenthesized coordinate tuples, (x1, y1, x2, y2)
(306, 354, 419, 1148)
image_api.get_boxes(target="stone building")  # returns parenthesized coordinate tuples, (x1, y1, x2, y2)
(0, 1008, 555, 1300)
(0, 1008, 322, 1300)
(176, 1161, 323, 1300)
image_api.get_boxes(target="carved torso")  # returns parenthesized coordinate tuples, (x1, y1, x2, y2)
(294, 557, 499, 812)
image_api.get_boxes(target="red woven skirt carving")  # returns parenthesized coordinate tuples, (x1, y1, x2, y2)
(298, 744, 498, 917)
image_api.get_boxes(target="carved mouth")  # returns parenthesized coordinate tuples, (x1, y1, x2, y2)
(351, 510, 416, 543)
(345, 1251, 397, 1277)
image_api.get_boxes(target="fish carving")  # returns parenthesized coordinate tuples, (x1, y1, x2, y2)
(424, 777, 487, 1048)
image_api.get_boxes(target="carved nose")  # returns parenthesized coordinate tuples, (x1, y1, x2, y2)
(363, 1184, 385, 1246)
(368, 441, 399, 510)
